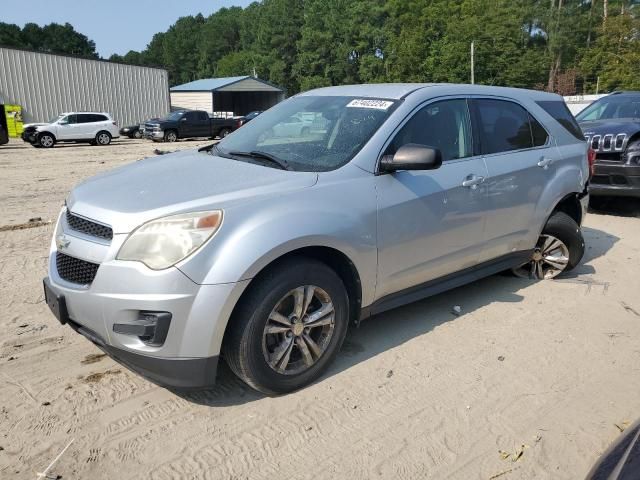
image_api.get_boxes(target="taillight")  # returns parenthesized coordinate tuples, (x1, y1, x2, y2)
(587, 147, 596, 178)
(236, 120, 243, 128)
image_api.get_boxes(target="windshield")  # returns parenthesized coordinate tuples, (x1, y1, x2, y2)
(166, 111, 185, 121)
(216, 96, 398, 172)
(576, 95, 640, 121)
(48, 114, 64, 124)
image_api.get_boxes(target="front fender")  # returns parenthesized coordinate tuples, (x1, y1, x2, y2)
(177, 169, 378, 306)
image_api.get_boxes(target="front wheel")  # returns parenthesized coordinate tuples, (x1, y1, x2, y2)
(512, 211, 584, 279)
(224, 258, 349, 394)
(164, 130, 178, 142)
(38, 133, 55, 148)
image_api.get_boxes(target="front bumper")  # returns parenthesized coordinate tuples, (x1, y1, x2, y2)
(589, 162, 640, 198)
(44, 209, 249, 388)
(144, 130, 164, 140)
(21, 131, 37, 143)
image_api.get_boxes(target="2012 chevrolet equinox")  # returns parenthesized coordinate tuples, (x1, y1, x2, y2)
(44, 84, 591, 394)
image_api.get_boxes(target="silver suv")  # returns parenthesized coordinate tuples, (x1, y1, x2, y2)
(43, 84, 590, 394)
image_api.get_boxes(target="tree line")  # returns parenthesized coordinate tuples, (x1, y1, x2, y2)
(2, 1, 639, 95)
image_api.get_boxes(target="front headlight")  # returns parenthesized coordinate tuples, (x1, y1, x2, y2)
(117, 210, 223, 270)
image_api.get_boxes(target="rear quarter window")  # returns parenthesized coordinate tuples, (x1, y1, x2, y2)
(536, 100, 584, 140)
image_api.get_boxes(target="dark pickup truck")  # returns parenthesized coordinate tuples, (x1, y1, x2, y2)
(144, 110, 240, 142)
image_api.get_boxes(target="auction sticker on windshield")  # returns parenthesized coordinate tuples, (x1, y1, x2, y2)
(346, 99, 394, 110)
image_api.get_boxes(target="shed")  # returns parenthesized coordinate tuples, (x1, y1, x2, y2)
(170, 76, 285, 117)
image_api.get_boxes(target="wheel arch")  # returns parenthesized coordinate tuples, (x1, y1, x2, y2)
(551, 192, 583, 226)
(218, 245, 363, 354)
(38, 131, 56, 141)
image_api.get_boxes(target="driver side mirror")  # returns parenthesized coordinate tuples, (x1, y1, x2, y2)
(180, 117, 187, 122)
(379, 143, 442, 173)
(59, 120, 69, 125)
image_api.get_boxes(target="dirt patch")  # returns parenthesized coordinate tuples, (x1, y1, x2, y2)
(83, 369, 121, 383)
(80, 353, 107, 365)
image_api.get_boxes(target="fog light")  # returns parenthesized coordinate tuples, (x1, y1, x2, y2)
(113, 311, 171, 346)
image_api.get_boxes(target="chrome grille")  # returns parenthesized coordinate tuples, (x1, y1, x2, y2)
(66, 210, 113, 240)
(56, 252, 100, 285)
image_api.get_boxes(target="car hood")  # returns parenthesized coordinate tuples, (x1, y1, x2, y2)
(579, 118, 640, 137)
(23, 122, 48, 129)
(67, 149, 318, 233)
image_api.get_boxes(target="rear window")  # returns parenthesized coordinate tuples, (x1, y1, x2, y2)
(536, 100, 584, 140)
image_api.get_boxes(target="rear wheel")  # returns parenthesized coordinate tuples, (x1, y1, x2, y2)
(133, 129, 142, 139)
(219, 128, 231, 138)
(512, 211, 584, 279)
(38, 133, 55, 148)
(224, 258, 349, 394)
(95, 131, 112, 146)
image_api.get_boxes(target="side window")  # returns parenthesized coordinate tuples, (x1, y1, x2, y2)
(77, 114, 92, 123)
(530, 114, 548, 146)
(185, 112, 197, 122)
(94, 114, 108, 122)
(386, 99, 472, 161)
(198, 112, 209, 122)
(65, 114, 77, 124)
(475, 99, 536, 154)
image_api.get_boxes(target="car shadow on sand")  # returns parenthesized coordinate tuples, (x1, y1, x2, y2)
(176, 225, 618, 407)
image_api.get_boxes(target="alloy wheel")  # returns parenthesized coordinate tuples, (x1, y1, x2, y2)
(262, 285, 335, 375)
(98, 133, 110, 145)
(40, 135, 54, 147)
(513, 234, 570, 279)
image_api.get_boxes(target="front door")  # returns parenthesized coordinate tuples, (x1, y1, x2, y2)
(56, 114, 78, 140)
(375, 98, 489, 300)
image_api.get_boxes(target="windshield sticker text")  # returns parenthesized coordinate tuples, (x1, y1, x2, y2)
(346, 99, 394, 110)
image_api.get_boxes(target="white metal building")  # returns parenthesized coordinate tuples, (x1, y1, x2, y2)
(170, 76, 285, 117)
(0, 46, 170, 126)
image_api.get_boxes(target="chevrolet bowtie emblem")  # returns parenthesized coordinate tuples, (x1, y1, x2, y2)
(56, 235, 71, 250)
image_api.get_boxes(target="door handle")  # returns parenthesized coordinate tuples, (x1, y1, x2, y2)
(462, 174, 485, 189)
(537, 157, 554, 169)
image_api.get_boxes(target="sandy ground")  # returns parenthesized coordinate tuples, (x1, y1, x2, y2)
(1, 137, 640, 479)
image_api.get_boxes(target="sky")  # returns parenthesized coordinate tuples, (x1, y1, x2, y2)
(1, 0, 253, 58)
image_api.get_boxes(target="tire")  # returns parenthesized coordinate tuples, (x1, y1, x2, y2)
(219, 128, 231, 138)
(38, 133, 55, 148)
(224, 257, 349, 394)
(133, 130, 142, 139)
(95, 131, 112, 146)
(512, 211, 584, 279)
(164, 130, 178, 142)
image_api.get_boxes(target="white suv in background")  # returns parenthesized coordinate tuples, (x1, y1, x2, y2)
(22, 112, 120, 148)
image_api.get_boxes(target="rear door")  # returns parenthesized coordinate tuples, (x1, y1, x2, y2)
(76, 114, 98, 139)
(470, 98, 552, 261)
(375, 98, 490, 299)
(196, 111, 211, 137)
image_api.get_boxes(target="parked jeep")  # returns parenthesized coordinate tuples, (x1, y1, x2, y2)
(577, 91, 640, 198)
(22, 112, 120, 148)
(144, 110, 240, 142)
(44, 84, 590, 394)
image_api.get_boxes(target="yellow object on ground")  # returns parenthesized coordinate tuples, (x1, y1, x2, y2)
(4, 104, 24, 137)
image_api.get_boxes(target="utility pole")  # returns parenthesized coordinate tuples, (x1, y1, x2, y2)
(470, 41, 475, 84)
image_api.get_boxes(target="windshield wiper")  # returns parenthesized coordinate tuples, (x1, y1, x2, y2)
(201, 143, 236, 160)
(228, 150, 291, 171)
